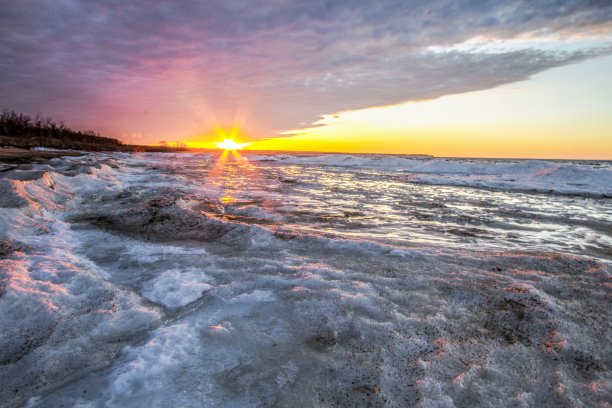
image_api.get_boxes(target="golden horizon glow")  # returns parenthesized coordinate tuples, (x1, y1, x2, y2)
(185, 124, 252, 150)
(166, 56, 610, 160)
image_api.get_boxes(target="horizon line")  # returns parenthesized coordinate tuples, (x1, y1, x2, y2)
(164, 146, 612, 162)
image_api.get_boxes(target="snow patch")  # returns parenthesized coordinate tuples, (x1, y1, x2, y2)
(142, 268, 213, 309)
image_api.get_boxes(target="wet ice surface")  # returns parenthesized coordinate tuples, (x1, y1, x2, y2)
(0, 152, 610, 407)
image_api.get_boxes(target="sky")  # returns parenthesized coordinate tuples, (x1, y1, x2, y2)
(1, 0, 611, 158)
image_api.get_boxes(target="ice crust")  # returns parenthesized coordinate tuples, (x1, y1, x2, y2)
(249, 154, 612, 196)
(142, 268, 213, 309)
(0, 152, 610, 407)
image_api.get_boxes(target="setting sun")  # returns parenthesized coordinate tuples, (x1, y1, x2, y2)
(215, 138, 250, 150)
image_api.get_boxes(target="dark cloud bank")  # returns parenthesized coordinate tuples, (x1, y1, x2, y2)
(1, 0, 611, 140)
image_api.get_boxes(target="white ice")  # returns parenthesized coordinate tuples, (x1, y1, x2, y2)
(0, 152, 609, 408)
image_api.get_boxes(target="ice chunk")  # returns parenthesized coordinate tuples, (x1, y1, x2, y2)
(142, 268, 213, 309)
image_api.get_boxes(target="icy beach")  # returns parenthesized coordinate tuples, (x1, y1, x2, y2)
(1, 152, 610, 407)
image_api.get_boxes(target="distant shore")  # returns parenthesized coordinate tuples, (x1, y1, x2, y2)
(0, 147, 87, 164)
(0, 145, 195, 164)
(0, 146, 185, 165)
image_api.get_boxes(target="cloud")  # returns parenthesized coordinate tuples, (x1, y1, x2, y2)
(1, 0, 611, 141)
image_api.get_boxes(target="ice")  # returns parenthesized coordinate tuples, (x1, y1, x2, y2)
(249, 153, 612, 196)
(404, 160, 612, 196)
(0, 217, 160, 407)
(30, 147, 64, 151)
(1, 152, 610, 407)
(106, 323, 203, 406)
(142, 268, 213, 309)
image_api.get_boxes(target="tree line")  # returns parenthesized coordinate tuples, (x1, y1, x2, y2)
(0, 110, 122, 150)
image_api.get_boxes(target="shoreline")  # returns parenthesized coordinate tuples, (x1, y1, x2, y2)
(0, 147, 87, 165)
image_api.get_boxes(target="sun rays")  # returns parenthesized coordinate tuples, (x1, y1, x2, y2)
(213, 124, 250, 150)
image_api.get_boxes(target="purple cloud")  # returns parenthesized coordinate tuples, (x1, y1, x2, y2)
(1, 0, 611, 142)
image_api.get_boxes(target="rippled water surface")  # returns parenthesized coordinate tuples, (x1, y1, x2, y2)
(175, 152, 612, 263)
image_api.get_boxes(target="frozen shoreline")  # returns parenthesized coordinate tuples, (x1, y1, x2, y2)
(1, 153, 610, 407)
(248, 153, 612, 197)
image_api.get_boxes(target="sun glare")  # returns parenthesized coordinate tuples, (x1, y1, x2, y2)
(215, 138, 249, 150)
